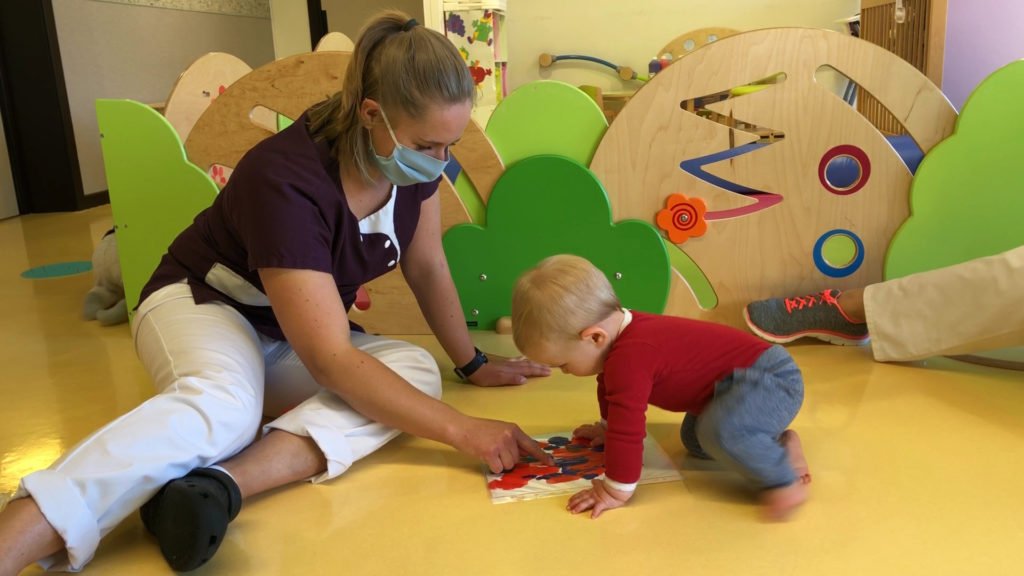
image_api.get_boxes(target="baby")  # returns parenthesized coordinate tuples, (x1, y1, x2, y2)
(511, 255, 810, 521)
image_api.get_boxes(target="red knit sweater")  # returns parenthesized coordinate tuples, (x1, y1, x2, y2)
(598, 311, 771, 485)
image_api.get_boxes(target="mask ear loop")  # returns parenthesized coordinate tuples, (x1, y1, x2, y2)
(378, 108, 401, 146)
(380, 107, 452, 162)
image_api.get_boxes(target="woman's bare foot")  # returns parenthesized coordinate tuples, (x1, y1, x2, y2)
(781, 429, 811, 484)
(760, 481, 807, 522)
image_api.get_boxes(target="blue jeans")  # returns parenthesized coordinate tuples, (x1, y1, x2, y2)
(679, 345, 804, 489)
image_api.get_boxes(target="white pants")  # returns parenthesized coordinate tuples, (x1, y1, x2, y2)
(16, 282, 441, 571)
(865, 245, 1024, 361)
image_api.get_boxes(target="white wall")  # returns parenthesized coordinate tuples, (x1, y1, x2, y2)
(322, 0, 424, 43)
(270, 0, 311, 58)
(0, 111, 17, 219)
(52, 0, 275, 195)
(943, 0, 1024, 111)
(506, 0, 860, 92)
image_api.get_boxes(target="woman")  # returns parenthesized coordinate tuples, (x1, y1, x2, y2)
(0, 12, 550, 574)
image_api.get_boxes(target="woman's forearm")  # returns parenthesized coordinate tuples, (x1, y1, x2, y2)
(406, 262, 477, 368)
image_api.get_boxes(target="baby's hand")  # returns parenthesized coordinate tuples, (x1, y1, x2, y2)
(572, 421, 606, 446)
(567, 479, 633, 519)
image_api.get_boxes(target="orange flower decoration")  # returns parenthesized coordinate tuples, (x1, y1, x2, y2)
(656, 194, 707, 244)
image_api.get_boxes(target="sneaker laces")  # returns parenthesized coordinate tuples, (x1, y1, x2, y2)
(784, 290, 839, 314)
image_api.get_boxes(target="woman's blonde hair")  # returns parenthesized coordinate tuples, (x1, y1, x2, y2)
(512, 254, 622, 353)
(308, 11, 474, 182)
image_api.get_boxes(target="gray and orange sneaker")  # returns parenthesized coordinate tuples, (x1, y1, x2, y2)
(743, 289, 869, 346)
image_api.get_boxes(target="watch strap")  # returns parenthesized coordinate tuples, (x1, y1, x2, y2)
(454, 347, 488, 380)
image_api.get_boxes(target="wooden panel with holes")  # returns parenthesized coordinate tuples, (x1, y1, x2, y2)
(163, 53, 255, 144)
(590, 28, 956, 328)
(185, 52, 348, 174)
(858, 0, 948, 134)
(657, 27, 740, 61)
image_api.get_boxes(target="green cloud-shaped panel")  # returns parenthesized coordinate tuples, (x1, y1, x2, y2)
(443, 155, 670, 330)
(485, 80, 608, 168)
(886, 61, 1024, 279)
(97, 99, 219, 317)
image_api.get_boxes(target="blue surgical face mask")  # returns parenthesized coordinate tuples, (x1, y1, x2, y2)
(369, 108, 449, 186)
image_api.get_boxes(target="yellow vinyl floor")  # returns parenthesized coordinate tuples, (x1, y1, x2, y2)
(2, 206, 1023, 576)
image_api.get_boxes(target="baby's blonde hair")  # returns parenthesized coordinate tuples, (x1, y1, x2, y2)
(512, 254, 621, 353)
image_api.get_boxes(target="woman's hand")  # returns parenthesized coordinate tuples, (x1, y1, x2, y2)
(567, 479, 633, 519)
(466, 353, 550, 387)
(573, 421, 606, 447)
(450, 416, 554, 472)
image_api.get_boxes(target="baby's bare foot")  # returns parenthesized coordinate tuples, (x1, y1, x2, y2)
(781, 429, 811, 484)
(760, 481, 807, 522)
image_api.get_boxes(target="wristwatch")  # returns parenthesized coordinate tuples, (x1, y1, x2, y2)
(454, 347, 488, 381)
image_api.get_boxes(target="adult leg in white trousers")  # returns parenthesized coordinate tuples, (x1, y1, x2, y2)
(864, 245, 1024, 362)
(258, 331, 442, 481)
(1, 282, 442, 573)
(142, 309, 443, 569)
(220, 329, 442, 497)
(4, 283, 267, 571)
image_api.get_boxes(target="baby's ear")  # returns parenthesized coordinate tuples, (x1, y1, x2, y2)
(580, 325, 608, 345)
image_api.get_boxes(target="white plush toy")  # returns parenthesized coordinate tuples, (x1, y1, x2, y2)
(82, 228, 128, 326)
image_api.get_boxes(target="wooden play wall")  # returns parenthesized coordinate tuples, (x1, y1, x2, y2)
(108, 27, 970, 338)
(590, 28, 956, 329)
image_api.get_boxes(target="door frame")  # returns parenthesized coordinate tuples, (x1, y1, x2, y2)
(0, 0, 105, 213)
